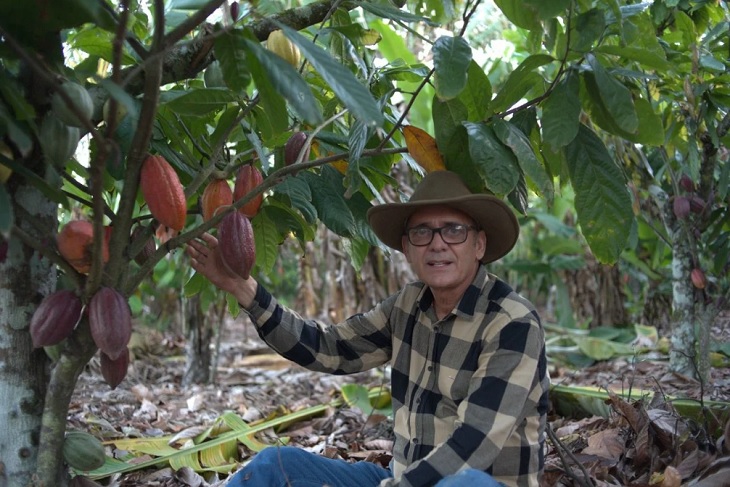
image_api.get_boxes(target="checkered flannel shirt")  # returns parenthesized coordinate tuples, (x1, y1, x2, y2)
(244, 264, 549, 487)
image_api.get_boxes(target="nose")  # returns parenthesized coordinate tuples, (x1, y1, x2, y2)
(428, 229, 448, 249)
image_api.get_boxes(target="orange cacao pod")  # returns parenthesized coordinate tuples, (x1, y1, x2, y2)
(57, 220, 109, 274)
(284, 132, 309, 166)
(30, 290, 82, 348)
(690, 268, 706, 289)
(201, 179, 233, 222)
(218, 211, 256, 279)
(140, 154, 187, 231)
(100, 348, 129, 389)
(233, 165, 264, 218)
(89, 287, 132, 360)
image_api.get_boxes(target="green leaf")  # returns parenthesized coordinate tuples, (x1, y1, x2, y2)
(432, 36, 472, 101)
(541, 72, 581, 150)
(594, 45, 672, 72)
(358, 2, 438, 26)
(493, 119, 553, 204)
(490, 54, 554, 115)
(586, 54, 638, 134)
(493, 0, 542, 30)
(572, 8, 605, 53)
(240, 37, 323, 125)
(565, 125, 634, 264)
(69, 28, 136, 65)
(214, 31, 253, 93)
(277, 24, 384, 128)
(0, 183, 13, 238)
(301, 171, 355, 237)
(273, 176, 317, 223)
(463, 122, 520, 195)
(457, 61, 492, 121)
(162, 89, 238, 116)
(252, 210, 281, 275)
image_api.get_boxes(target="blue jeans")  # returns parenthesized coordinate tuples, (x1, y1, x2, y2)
(226, 446, 503, 487)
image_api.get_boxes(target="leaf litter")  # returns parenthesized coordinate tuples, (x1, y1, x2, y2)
(68, 315, 730, 486)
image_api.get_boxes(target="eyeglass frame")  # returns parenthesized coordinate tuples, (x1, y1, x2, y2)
(404, 223, 480, 247)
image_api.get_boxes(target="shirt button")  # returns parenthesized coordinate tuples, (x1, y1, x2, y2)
(427, 365, 433, 371)
(413, 438, 419, 444)
(434, 326, 440, 332)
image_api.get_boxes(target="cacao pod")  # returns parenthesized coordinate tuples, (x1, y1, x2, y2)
(672, 196, 690, 219)
(267, 29, 301, 67)
(140, 154, 187, 231)
(51, 81, 94, 128)
(218, 211, 256, 279)
(30, 290, 82, 348)
(39, 115, 80, 167)
(233, 165, 264, 218)
(201, 179, 233, 222)
(679, 174, 695, 193)
(57, 220, 110, 274)
(63, 430, 106, 472)
(284, 132, 309, 166)
(691, 268, 706, 289)
(688, 195, 706, 214)
(102, 98, 128, 126)
(100, 349, 129, 389)
(230, 1, 240, 21)
(204, 60, 226, 88)
(131, 226, 155, 266)
(89, 287, 132, 360)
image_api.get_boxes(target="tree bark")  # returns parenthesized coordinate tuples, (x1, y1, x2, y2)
(182, 295, 214, 386)
(0, 183, 57, 486)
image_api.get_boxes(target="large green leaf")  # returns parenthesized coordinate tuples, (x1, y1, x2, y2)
(69, 28, 137, 65)
(253, 209, 283, 275)
(490, 54, 554, 115)
(457, 61, 492, 122)
(493, 119, 553, 204)
(433, 96, 468, 154)
(214, 31, 253, 93)
(239, 37, 323, 125)
(541, 72, 581, 150)
(463, 122, 520, 195)
(162, 89, 238, 116)
(301, 171, 355, 237)
(359, 2, 438, 26)
(432, 36, 472, 101)
(586, 54, 638, 134)
(277, 24, 384, 128)
(273, 176, 317, 223)
(565, 125, 634, 264)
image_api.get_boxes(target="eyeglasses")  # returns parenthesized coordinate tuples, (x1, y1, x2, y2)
(405, 223, 478, 246)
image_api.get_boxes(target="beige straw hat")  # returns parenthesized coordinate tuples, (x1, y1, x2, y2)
(366, 171, 519, 264)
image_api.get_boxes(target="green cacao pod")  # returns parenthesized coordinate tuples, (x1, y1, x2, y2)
(100, 348, 129, 389)
(284, 132, 309, 166)
(218, 211, 256, 279)
(89, 287, 132, 360)
(233, 165, 264, 218)
(51, 81, 94, 128)
(63, 430, 106, 472)
(140, 154, 187, 231)
(30, 290, 82, 348)
(39, 115, 80, 167)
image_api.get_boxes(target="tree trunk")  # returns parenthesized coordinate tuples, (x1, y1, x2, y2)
(0, 183, 57, 485)
(182, 295, 213, 386)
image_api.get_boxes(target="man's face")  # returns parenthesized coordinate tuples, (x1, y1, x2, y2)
(401, 206, 486, 298)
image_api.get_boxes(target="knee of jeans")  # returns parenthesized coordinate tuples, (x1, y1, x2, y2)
(250, 445, 297, 467)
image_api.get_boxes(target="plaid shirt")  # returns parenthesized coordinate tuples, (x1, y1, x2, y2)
(245, 264, 549, 487)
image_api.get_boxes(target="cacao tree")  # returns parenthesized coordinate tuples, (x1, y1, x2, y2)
(1, 0, 729, 484)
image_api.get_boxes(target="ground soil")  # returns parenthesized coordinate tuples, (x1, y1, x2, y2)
(68, 311, 730, 486)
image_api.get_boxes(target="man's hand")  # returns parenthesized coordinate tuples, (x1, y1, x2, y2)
(186, 232, 257, 308)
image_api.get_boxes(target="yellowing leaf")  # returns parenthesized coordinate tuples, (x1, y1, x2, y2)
(403, 125, 446, 173)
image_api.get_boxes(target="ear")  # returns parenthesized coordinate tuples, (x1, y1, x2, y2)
(475, 230, 487, 261)
(401, 235, 412, 263)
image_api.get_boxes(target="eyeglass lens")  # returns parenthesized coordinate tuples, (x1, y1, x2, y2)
(407, 224, 473, 246)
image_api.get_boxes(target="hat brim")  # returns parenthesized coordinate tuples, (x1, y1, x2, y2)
(366, 194, 519, 264)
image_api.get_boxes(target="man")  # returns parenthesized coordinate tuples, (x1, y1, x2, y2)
(187, 170, 549, 487)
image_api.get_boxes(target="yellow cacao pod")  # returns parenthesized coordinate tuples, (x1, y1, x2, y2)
(267, 30, 301, 67)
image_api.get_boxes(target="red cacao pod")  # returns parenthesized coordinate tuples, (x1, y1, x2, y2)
(691, 268, 706, 289)
(140, 154, 187, 231)
(284, 132, 309, 166)
(201, 179, 233, 222)
(218, 211, 256, 279)
(673, 196, 690, 220)
(233, 165, 264, 218)
(100, 348, 129, 389)
(688, 195, 706, 214)
(57, 220, 110, 274)
(89, 287, 132, 360)
(679, 174, 695, 192)
(131, 226, 155, 266)
(30, 290, 82, 348)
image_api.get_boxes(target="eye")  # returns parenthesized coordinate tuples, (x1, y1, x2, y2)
(411, 227, 431, 237)
(444, 224, 465, 236)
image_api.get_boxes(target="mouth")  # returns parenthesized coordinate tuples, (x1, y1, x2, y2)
(427, 259, 452, 267)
